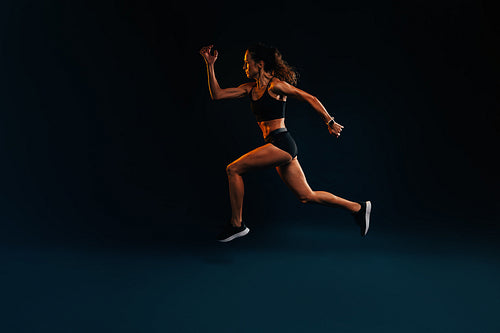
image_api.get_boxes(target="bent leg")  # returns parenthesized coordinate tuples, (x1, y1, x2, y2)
(276, 158, 361, 212)
(227, 143, 293, 226)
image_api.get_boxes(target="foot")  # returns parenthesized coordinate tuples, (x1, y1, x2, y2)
(217, 222, 250, 242)
(352, 201, 371, 237)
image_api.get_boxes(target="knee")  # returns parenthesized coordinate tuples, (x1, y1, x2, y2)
(226, 163, 241, 176)
(298, 192, 316, 204)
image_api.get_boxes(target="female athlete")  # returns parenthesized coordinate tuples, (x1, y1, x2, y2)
(200, 43, 371, 242)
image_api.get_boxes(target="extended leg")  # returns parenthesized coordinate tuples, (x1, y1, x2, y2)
(276, 158, 361, 212)
(276, 158, 371, 236)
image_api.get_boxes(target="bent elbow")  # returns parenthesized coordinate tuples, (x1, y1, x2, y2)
(307, 95, 318, 104)
(210, 92, 220, 100)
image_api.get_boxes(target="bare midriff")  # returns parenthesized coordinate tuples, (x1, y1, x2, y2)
(258, 118, 286, 138)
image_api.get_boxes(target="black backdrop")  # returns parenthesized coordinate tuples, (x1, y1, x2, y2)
(1, 0, 498, 245)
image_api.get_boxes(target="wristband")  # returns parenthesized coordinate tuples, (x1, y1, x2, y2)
(327, 118, 335, 128)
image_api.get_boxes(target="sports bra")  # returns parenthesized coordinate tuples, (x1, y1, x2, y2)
(250, 77, 286, 122)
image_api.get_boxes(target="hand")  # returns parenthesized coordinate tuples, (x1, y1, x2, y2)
(328, 120, 344, 138)
(199, 45, 218, 65)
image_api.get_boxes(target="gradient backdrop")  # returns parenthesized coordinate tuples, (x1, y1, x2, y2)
(1, 0, 499, 332)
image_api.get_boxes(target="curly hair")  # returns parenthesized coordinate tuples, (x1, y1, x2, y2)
(246, 42, 299, 86)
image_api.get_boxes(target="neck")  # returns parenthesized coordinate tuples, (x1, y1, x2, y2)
(256, 71, 273, 88)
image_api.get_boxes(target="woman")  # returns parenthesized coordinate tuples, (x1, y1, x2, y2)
(200, 43, 371, 242)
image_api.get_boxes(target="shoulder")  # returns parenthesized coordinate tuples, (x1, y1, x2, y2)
(269, 78, 296, 95)
(269, 79, 313, 101)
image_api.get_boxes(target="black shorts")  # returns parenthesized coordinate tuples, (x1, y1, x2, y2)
(264, 128, 298, 159)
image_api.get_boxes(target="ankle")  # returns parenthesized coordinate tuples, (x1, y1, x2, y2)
(352, 202, 362, 213)
(231, 219, 242, 227)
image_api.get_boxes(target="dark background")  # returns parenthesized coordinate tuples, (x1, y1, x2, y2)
(1, 1, 499, 332)
(1, 0, 498, 244)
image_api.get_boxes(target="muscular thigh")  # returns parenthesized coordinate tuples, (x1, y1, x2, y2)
(276, 158, 314, 198)
(229, 143, 293, 174)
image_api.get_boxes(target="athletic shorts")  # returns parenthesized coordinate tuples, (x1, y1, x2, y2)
(264, 128, 298, 159)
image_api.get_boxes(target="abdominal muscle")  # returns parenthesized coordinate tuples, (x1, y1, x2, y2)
(258, 118, 286, 138)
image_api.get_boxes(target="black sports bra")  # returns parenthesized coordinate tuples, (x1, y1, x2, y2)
(250, 77, 286, 122)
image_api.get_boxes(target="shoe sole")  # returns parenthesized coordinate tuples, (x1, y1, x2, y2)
(218, 227, 250, 242)
(363, 201, 371, 236)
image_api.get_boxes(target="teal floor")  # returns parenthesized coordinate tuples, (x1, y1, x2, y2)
(2, 218, 499, 333)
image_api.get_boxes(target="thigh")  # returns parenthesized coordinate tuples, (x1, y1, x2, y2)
(276, 158, 314, 198)
(229, 143, 293, 174)
(267, 132, 298, 159)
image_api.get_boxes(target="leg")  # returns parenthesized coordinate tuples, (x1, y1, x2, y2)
(226, 143, 293, 226)
(276, 158, 361, 212)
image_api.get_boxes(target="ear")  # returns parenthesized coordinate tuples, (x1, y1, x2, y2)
(257, 60, 265, 69)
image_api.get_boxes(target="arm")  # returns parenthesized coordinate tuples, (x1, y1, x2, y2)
(200, 45, 253, 100)
(271, 80, 344, 138)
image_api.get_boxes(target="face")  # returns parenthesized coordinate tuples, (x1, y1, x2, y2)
(243, 51, 261, 79)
